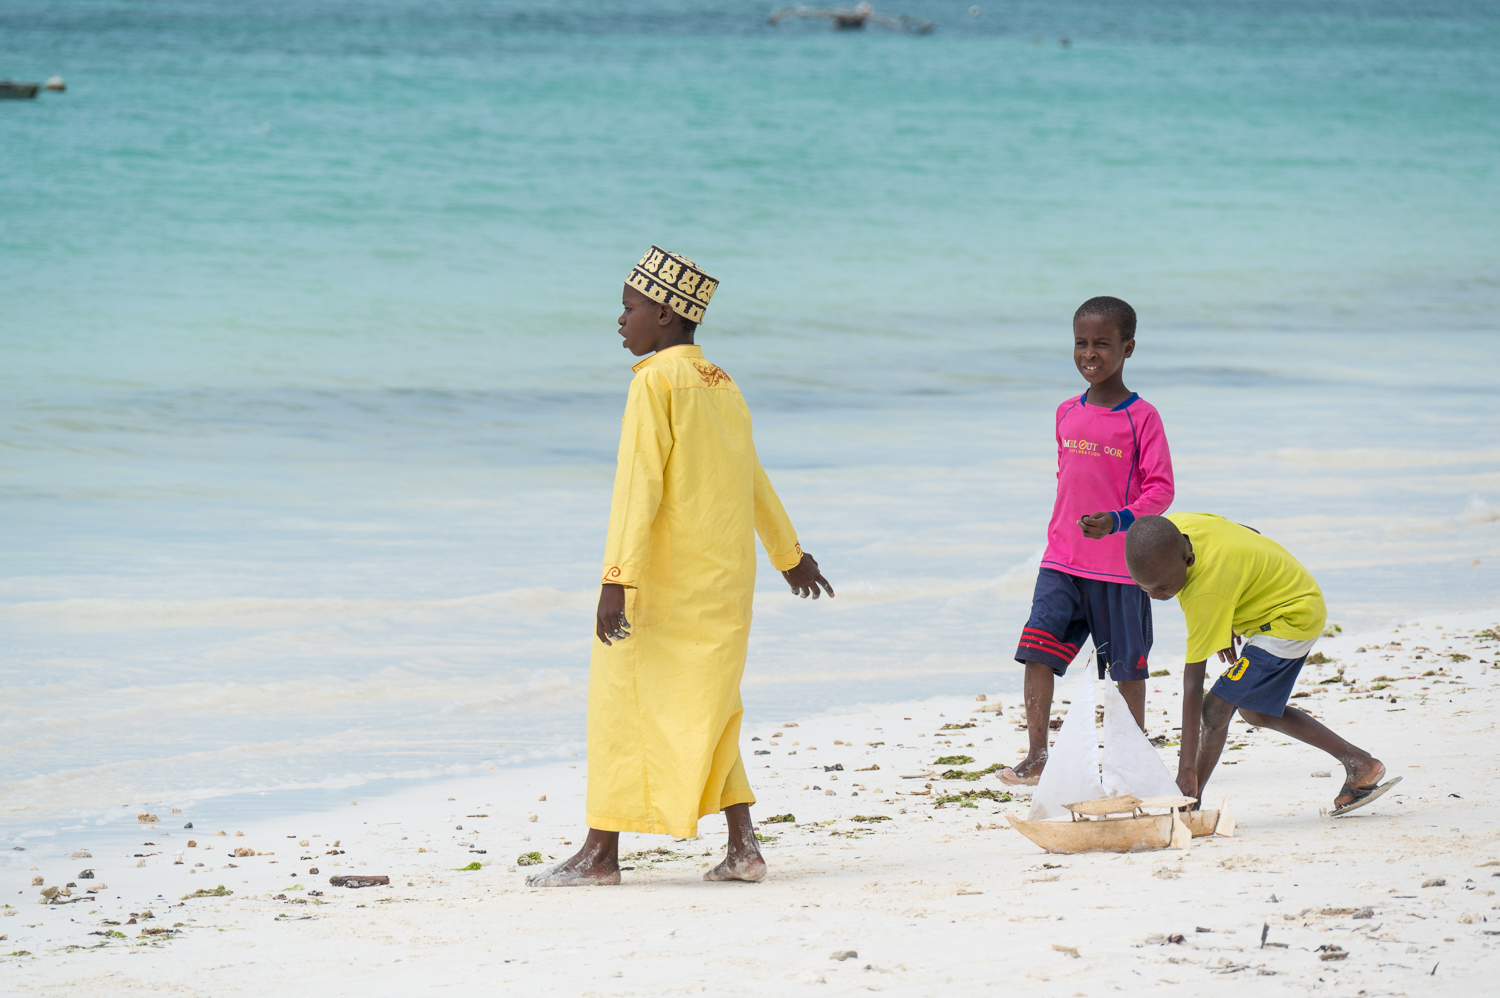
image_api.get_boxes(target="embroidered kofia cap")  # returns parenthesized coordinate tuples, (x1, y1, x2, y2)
(626, 246, 718, 324)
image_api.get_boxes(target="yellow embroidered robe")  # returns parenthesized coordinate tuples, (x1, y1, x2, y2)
(587, 344, 803, 837)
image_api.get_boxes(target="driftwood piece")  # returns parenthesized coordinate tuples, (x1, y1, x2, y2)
(329, 875, 389, 888)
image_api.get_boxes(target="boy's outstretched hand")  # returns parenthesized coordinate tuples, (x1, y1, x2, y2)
(596, 582, 629, 646)
(1077, 512, 1115, 539)
(782, 552, 834, 599)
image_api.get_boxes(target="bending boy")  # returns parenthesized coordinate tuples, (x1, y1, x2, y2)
(1125, 513, 1398, 815)
(529, 247, 834, 887)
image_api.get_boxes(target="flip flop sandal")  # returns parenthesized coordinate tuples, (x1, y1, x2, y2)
(1331, 776, 1402, 817)
(998, 767, 1040, 787)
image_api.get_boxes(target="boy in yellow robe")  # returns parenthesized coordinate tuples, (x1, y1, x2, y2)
(529, 247, 834, 888)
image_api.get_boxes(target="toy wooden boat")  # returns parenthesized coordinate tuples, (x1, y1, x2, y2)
(1007, 794, 1233, 853)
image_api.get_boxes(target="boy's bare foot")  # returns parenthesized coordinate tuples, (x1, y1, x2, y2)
(1000, 753, 1045, 786)
(525, 828, 620, 887)
(703, 851, 766, 882)
(1333, 758, 1387, 810)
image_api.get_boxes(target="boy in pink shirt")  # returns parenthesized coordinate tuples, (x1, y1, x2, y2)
(1001, 297, 1175, 786)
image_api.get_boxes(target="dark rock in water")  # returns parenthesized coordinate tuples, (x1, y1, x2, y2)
(184, 822, 193, 829)
(78, 869, 95, 879)
(329, 874, 389, 888)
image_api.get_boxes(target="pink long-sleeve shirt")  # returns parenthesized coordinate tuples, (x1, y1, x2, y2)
(1040, 391, 1175, 584)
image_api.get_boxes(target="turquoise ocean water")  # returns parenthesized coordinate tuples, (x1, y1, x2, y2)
(2, 1, 1498, 844)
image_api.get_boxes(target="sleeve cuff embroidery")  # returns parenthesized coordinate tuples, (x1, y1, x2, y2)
(771, 543, 803, 573)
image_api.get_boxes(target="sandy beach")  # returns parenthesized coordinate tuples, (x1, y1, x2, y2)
(3, 608, 1496, 995)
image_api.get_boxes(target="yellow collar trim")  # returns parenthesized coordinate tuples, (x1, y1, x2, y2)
(632, 343, 703, 372)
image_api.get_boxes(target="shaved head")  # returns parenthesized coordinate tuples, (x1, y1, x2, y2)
(1125, 515, 1194, 600)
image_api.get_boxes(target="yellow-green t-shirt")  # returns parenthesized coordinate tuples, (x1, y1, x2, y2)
(1168, 512, 1326, 663)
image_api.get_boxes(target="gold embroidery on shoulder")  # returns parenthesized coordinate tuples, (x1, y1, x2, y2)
(692, 362, 733, 387)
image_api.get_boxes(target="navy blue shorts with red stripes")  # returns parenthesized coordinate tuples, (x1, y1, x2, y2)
(1015, 568, 1153, 682)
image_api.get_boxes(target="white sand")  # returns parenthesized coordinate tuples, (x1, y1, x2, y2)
(4, 609, 1497, 995)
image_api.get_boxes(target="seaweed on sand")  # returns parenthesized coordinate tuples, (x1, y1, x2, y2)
(182, 885, 232, 899)
(932, 788, 1013, 805)
(939, 763, 1003, 781)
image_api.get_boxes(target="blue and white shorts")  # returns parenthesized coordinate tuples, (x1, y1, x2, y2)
(1210, 634, 1319, 718)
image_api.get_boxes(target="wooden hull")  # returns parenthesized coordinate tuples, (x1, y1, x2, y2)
(1008, 812, 1191, 853)
(1183, 809, 1218, 837)
(1183, 805, 1235, 838)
